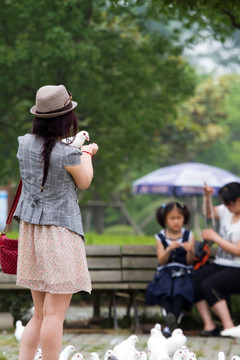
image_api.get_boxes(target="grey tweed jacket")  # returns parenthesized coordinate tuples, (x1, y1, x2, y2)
(14, 134, 84, 237)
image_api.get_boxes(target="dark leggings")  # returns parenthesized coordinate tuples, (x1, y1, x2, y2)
(192, 263, 240, 306)
(161, 295, 185, 321)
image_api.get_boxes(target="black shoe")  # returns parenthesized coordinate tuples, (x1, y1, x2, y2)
(199, 327, 220, 337)
(165, 313, 177, 333)
(163, 327, 172, 338)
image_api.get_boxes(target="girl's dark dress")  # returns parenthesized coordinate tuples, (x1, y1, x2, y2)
(145, 228, 194, 310)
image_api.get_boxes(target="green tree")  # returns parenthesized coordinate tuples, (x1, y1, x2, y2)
(0, 0, 197, 201)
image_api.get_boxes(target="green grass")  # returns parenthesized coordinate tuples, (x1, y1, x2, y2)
(85, 233, 155, 245)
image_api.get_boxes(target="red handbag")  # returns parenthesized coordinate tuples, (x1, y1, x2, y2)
(0, 180, 22, 275)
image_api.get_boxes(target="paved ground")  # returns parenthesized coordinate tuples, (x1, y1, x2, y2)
(1, 328, 240, 360)
(1, 308, 240, 360)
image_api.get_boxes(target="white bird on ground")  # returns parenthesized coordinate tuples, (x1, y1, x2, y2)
(166, 328, 187, 357)
(71, 354, 84, 360)
(106, 355, 119, 360)
(113, 335, 139, 360)
(186, 352, 197, 360)
(152, 323, 165, 338)
(172, 349, 185, 360)
(59, 345, 76, 360)
(34, 355, 42, 360)
(180, 345, 189, 357)
(147, 328, 169, 360)
(104, 350, 115, 360)
(231, 356, 240, 360)
(34, 348, 42, 360)
(90, 353, 100, 360)
(14, 320, 25, 342)
(62, 130, 90, 148)
(218, 352, 225, 360)
(128, 351, 147, 360)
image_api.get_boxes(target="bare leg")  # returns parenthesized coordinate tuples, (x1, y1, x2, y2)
(195, 300, 216, 331)
(40, 293, 72, 360)
(19, 290, 45, 360)
(212, 299, 234, 330)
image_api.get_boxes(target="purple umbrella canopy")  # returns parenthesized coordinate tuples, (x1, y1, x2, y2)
(133, 162, 240, 197)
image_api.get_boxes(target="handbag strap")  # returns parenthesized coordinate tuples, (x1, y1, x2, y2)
(3, 179, 22, 232)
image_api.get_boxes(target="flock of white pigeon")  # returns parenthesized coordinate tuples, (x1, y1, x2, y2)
(14, 320, 240, 360)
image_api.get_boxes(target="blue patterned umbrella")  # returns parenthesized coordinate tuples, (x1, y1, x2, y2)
(132, 162, 240, 197)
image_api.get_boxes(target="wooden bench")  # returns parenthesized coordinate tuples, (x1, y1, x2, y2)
(0, 243, 217, 331)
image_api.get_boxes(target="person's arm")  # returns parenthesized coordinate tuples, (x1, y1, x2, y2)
(65, 143, 98, 190)
(156, 237, 181, 265)
(203, 183, 219, 220)
(181, 233, 195, 265)
(201, 228, 240, 256)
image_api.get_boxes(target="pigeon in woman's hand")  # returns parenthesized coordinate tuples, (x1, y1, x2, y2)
(62, 131, 90, 148)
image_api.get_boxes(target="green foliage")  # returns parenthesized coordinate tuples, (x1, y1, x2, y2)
(0, 0, 197, 201)
(110, 0, 240, 40)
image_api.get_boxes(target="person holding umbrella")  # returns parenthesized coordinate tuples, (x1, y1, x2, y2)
(193, 182, 240, 337)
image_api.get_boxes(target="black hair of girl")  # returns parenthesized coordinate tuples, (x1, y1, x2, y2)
(219, 182, 240, 205)
(156, 202, 190, 228)
(32, 110, 78, 191)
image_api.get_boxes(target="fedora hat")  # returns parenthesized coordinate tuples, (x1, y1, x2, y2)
(30, 85, 78, 118)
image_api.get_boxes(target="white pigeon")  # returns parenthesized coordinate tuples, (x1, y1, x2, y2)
(106, 355, 119, 360)
(136, 351, 147, 360)
(147, 328, 169, 360)
(113, 335, 139, 360)
(128, 351, 147, 360)
(59, 345, 76, 360)
(35, 356, 42, 360)
(172, 349, 185, 360)
(104, 350, 115, 360)
(180, 345, 189, 357)
(34, 348, 42, 360)
(231, 356, 240, 360)
(186, 352, 197, 360)
(62, 130, 90, 148)
(152, 323, 165, 338)
(14, 320, 25, 342)
(148, 348, 158, 360)
(71, 354, 84, 360)
(218, 352, 225, 360)
(90, 353, 100, 360)
(166, 328, 187, 357)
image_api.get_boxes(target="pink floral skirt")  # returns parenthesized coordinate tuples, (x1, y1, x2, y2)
(17, 221, 92, 294)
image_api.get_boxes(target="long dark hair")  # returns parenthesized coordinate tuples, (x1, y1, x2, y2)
(32, 110, 78, 191)
(156, 202, 190, 228)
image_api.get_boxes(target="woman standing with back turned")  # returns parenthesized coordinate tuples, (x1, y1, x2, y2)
(13, 85, 99, 360)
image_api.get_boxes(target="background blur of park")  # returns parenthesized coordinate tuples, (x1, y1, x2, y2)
(1, 0, 240, 244)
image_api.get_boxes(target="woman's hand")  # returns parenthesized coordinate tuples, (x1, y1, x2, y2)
(81, 143, 99, 156)
(201, 228, 220, 243)
(203, 183, 214, 197)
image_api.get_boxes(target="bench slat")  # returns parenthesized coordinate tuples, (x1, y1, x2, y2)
(122, 270, 155, 282)
(122, 257, 157, 269)
(89, 270, 122, 282)
(86, 245, 121, 256)
(122, 245, 156, 255)
(87, 258, 121, 269)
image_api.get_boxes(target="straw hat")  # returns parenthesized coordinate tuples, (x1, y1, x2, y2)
(30, 85, 78, 118)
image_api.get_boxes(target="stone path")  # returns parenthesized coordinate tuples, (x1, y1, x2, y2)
(1, 330, 240, 360)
